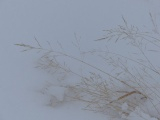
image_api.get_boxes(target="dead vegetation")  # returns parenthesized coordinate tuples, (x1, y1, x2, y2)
(16, 14, 160, 119)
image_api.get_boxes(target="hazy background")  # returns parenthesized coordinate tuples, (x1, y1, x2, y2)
(0, 0, 160, 119)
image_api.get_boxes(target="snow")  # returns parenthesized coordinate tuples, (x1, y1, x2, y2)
(127, 107, 158, 120)
(121, 102, 128, 111)
(0, 0, 160, 120)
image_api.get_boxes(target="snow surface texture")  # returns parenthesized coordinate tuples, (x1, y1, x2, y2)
(0, 0, 160, 120)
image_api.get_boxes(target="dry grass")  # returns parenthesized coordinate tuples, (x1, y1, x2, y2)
(16, 14, 160, 119)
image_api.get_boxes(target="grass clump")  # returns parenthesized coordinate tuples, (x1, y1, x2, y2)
(16, 15, 160, 119)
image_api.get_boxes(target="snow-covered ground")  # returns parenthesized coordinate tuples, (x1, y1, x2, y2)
(0, 0, 160, 120)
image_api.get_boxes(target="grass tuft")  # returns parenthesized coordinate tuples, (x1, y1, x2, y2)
(16, 15, 160, 119)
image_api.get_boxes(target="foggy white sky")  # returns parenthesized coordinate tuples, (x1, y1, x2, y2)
(0, 0, 159, 120)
